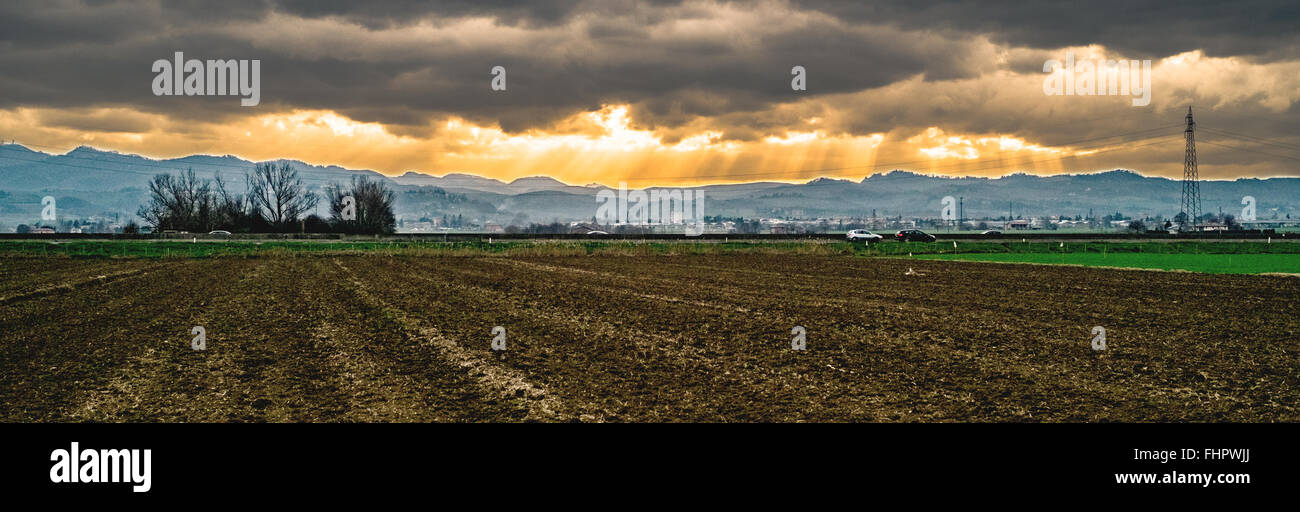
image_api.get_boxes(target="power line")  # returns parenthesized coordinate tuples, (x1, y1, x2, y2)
(629, 133, 1180, 183)
(1199, 127, 1300, 153)
(0, 143, 266, 173)
(1198, 139, 1300, 163)
(0, 141, 370, 178)
(621, 126, 1182, 181)
(0, 124, 1183, 183)
(1200, 126, 1300, 148)
(910, 135, 1181, 176)
(0, 123, 1202, 185)
(0, 130, 1182, 185)
(0, 151, 171, 177)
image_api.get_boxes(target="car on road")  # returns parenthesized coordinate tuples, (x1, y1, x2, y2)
(894, 229, 937, 242)
(981, 229, 1002, 236)
(846, 229, 884, 242)
(208, 230, 232, 235)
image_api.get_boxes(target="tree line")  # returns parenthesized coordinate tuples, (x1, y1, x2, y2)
(137, 163, 395, 234)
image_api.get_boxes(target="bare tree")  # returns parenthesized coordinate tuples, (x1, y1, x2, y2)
(212, 173, 252, 229)
(246, 162, 317, 228)
(137, 168, 210, 232)
(326, 175, 396, 234)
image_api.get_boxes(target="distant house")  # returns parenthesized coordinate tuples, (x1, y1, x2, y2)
(1197, 222, 1229, 231)
(570, 223, 604, 235)
(31, 227, 55, 234)
(484, 221, 504, 233)
(1006, 219, 1031, 230)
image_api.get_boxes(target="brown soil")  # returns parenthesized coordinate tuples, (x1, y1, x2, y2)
(1, 254, 1295, 422)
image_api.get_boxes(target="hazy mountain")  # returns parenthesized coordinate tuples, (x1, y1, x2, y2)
(1, 144, 1297, 229)
(392, 171, 507, 192)
(394, 172, 593, 195)
(0, 144, 384, 192)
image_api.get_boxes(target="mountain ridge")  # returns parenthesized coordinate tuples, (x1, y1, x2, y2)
(1, 144, 1297, 227)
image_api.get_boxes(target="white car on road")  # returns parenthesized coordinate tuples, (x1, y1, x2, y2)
(846, 229, 883, 242)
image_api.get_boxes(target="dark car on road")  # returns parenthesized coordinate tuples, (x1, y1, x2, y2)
(894, 229, 937, 242)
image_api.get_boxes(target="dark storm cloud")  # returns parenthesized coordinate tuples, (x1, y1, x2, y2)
(0, 0, 993, 132)
(792, 0, 1300, 61)
(35, 107, 154, 133)
(269, 0, 588, 28)
(0, 0, 270, 48)
(0, 0, 1296, 145)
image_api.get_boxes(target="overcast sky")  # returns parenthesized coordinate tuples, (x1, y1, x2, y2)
(1, 0, 1297, 185)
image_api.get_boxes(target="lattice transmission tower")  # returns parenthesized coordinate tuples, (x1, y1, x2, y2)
(1180, 106, 1201, 231)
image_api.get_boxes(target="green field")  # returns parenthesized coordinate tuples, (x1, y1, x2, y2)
(2, 239, 1298, 275)
(912, 252, 1300, 274)
(864, 240, 1300, 256)
(869, 241, 1300, 274)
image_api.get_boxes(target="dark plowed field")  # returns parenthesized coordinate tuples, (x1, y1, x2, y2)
(2, 254, 1296, 422)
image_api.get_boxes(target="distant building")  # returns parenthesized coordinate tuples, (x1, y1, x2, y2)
(570, 223, 604, 235)
(1006, 219, 1031, 230)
